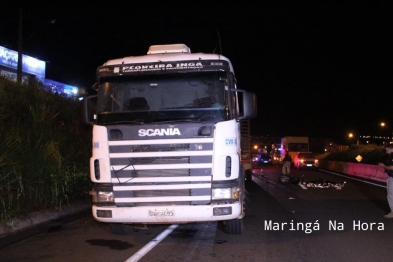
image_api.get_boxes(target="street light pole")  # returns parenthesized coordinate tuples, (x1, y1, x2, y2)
(381, 122, 393, 143)
(17, 8, 23, 83)
(16, 9, 56, 84)
(349, 132, 360, 146)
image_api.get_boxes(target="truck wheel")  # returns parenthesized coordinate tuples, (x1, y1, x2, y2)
(225, 218, 243, 234)
(245, 169, 252, 182)
(109, 223, 132, 235)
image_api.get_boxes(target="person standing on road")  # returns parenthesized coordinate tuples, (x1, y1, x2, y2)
(378, 144, 393, 218)
(282, 150, 292, 175)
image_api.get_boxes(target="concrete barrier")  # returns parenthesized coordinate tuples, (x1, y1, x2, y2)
(319, 160, 387, 183)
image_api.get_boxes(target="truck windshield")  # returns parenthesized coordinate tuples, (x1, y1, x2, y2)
(96, 72, 228, 125)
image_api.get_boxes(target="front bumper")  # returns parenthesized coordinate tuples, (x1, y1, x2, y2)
(92, 202, 243, 224)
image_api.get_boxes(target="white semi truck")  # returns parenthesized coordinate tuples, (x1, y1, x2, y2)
(84, 44, 257, 234)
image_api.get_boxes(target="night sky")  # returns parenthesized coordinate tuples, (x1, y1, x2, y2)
(1, 2, 391, 143)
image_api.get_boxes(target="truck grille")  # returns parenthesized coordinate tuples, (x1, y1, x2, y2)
(108, 138, 213, 206)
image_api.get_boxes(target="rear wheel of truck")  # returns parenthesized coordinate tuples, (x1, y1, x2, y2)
(245, 169, 252, 182)
(224, 218, 243, 234)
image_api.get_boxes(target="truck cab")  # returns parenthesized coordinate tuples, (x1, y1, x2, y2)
(84, 44, 257, 234)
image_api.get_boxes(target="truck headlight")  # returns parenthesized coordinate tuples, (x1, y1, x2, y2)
(212, 188, 231, 199)
(212, 187, 240, 200)
(97, 191, 115, 202)
(97, 191, 114, 203)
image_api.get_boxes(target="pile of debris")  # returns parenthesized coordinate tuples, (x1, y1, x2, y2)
(278, 175, 346, 190)
(302, 179, 346, 190)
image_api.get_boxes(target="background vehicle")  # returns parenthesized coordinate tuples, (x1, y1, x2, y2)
(256, 153, 272, 165)
(280, 137, 309, 162)
(271, 151, 281, 165)
(293, 152, 319, 170)
(84, 44, 257, 235)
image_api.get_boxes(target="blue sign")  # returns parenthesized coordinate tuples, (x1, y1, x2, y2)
(44, 79, 78, 96)
(0, 45, 46, 77)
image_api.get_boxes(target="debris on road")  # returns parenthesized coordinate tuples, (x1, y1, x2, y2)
(279, 174, 346, 190)
(278, 174, 302, 184)
(298, 182, 308, 190)
(304, 179, 346, 189)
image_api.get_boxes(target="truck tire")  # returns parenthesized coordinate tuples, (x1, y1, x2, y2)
(225, 218, 243, 234)
(245, 169, 252, 182)
(109, 223, 132, 235)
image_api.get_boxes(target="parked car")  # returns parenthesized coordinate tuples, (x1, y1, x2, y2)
(294, 152, 319, 170)
(256, 153, 272, 165)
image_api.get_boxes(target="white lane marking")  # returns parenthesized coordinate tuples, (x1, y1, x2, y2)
(124, 224, 179, 262)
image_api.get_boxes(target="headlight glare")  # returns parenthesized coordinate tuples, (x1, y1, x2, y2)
(97, 191, 114, 203)
(212, 188, 231, 199)
(212, 187, 241, 200)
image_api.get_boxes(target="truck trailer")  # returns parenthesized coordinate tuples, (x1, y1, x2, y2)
(280, 136, 309, 161)
(84, 44, 257, 234)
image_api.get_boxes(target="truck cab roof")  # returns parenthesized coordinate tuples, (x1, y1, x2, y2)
(102, 44, 234, 73)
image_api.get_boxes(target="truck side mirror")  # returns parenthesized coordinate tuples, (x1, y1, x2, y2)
(83, 95, 97, 125)
(242, 91, 257, 118)
(232, 89, 257, 119)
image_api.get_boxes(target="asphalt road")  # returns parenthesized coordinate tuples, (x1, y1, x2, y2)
(1, 165, 392, 262)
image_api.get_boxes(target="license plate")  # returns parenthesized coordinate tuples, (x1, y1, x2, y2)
(149, 209, 175, 218)
(307, 164, 312, 166)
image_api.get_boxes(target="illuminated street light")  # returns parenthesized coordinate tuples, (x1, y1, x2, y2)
(17, 9, 56, 83)
(380, 122, 393, 142)
(348, 132, 359, 145)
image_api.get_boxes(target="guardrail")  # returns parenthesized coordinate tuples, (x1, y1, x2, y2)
(319, 160, 387, 183)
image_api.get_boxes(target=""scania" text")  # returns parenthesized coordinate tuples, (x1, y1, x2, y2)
(138, 128, 181, 136)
